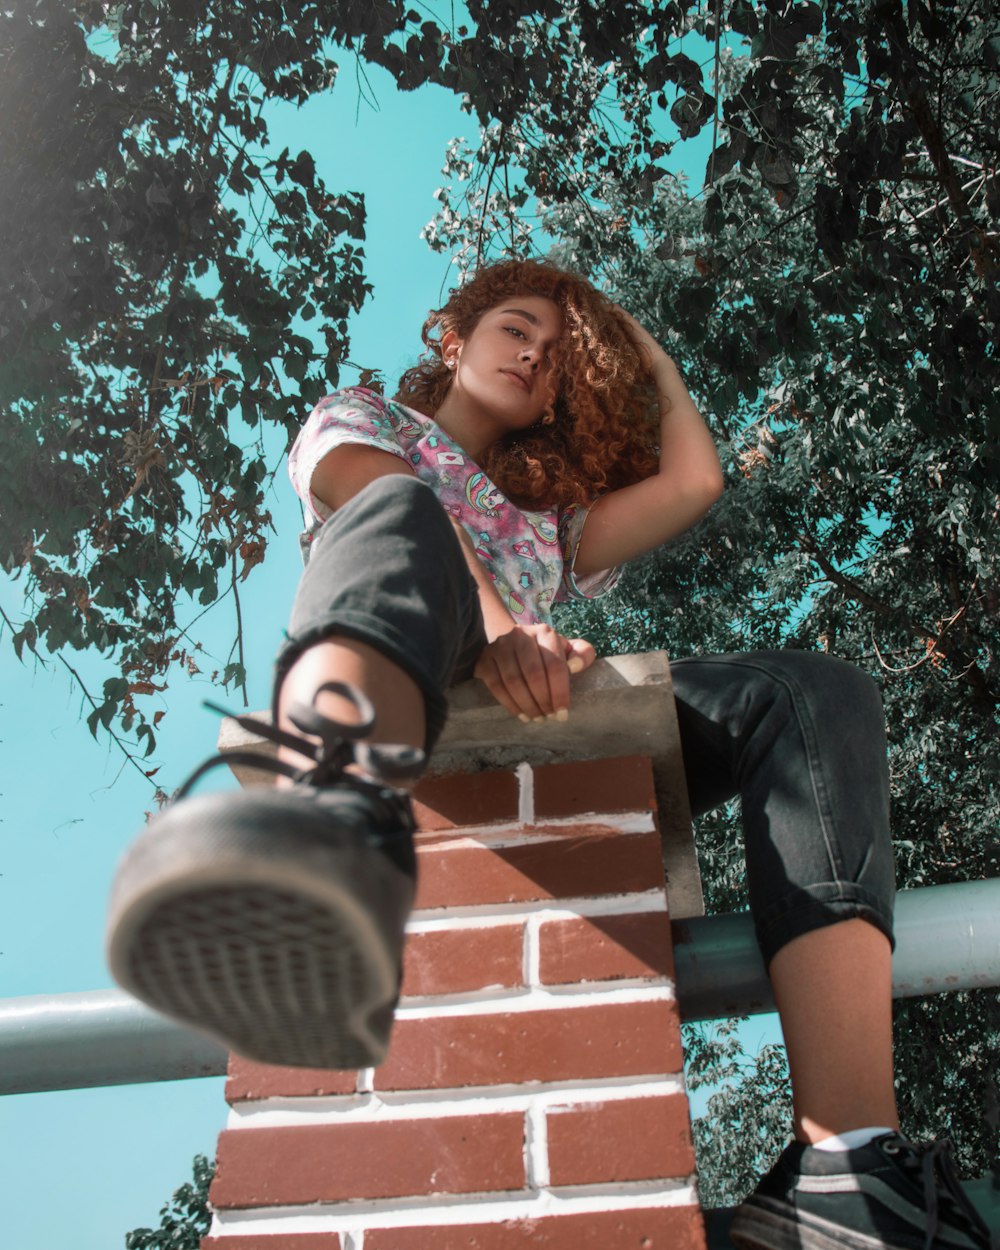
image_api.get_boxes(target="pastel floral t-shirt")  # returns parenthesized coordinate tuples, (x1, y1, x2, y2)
(288, 387, 622, 625)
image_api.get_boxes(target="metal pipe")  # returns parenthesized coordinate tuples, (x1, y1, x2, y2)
(2, 880, 998, 1094)
(0, 989, 228, 1095)
(672, 879, 1000, 1022)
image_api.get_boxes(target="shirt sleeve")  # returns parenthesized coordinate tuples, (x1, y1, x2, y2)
(555, 499, 624, 603)
(288, 387, 409, 524)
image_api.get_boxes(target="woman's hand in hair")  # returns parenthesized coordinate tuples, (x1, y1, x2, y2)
(474, 625, 597, 722)
(613, 304, 675, 380)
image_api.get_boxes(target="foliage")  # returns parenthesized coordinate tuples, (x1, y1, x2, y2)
(125, 1153, 214, 1250)
(685, 1019, 794, 1209)
(5, 1, 997, 757)
(894, 989, 1000, 1182)
(0, 0, 377, 772)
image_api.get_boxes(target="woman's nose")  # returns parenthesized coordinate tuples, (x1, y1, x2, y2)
(519, 347, 540, 369)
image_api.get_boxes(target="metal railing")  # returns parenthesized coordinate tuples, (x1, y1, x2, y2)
(2, 879, 998, 1095)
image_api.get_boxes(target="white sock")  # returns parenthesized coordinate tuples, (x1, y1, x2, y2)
(812, 1127, 897, 1152)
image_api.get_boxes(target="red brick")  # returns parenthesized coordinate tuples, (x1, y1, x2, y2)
(538, 912, 675, 985)
(413, 770, 518, 830)
(533, 756, 656, 820)
(546, 1093, 695, 1184)
(375, 999, 682, 1090)
(402, 924, 524, 997)
(203, 1238, 342, 1250)
(414, 827, 666, 909)
(210, 1115, 525, 1207)
(225, 1055, 357, 1102)
(365, 1205, 706, 1249)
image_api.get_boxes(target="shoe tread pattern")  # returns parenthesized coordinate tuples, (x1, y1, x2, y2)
(107, 789, 413, 1069)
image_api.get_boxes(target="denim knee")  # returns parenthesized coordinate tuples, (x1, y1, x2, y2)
(672, 650, 896, 964)
(740, 653, 895, 962)
(272, 474, 486, 752)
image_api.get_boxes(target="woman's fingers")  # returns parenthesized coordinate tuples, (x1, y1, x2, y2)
(612, 303, 673, 375)
(474, 635, 547, 720)
(532, 628, 571, 715)
(564, 636, 597, 674)
(497, 626, 566, 719)
(473, 651, 531, 720)
(475, 627, 594, 720)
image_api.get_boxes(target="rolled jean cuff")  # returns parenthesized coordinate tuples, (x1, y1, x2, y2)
(754, 881, 896, 967)
(272, 611, 452, 754)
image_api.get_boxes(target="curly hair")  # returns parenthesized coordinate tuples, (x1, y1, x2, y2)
(393, 258, 661, 511)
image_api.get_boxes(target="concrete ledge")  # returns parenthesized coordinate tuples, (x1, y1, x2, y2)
(218, 652, 704, 917)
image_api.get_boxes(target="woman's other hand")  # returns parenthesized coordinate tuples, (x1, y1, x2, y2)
(474, 624, 597, 722)
(613, 304, 675, 379)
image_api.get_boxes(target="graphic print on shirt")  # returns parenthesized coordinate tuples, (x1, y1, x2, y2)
(525, 513, 558, 545)
(391, 411, 424, 441)
(512, 538, 538, 561)
(466, 471, 506, 517)
(474, 531, 495, 565)
(288, 388, 623, 626)
(497, 582, 526, 615)
(534, 587, 555, 616)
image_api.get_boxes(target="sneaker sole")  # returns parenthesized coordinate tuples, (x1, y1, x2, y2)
(106, 789, 414, 1070)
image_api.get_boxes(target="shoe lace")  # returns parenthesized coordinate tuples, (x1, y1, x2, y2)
(176, 681, 426, 799)
(887, 1136, 997, 1250)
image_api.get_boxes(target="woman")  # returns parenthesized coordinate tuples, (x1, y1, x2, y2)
(107, 259, 990, 1250)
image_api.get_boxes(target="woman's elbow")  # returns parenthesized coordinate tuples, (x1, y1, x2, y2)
(702, 467, 725, 506)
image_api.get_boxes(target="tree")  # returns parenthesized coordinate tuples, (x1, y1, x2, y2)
(125, 1153, 214, 1250)
(685, 1020, 794, 1210)
(8, 0, 995, 756)
(1, 0, 375, 774)
(515, 5, 998, 1196)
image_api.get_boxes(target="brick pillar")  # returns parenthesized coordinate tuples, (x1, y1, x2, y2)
(202, 750, 705, 1250)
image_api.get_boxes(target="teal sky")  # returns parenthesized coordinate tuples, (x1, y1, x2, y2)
(0, 40, 781, 1250)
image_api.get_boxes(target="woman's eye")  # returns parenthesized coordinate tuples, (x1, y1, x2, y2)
(505, 326, 526, 339)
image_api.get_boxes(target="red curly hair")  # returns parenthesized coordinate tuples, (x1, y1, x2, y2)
(394, 259, 660, 511)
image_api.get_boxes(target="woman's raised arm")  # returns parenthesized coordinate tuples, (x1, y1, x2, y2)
(571, 311, 724, 578)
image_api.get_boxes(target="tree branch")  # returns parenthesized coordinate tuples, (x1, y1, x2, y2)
(883, 1, 998, 278)
(56, 655, 161, 787)
(475, 123, 506, 269)
(229, 548, 249, 708)
(809, 548, 997, 709)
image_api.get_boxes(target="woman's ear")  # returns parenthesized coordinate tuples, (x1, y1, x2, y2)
(440, 328, 463, 371)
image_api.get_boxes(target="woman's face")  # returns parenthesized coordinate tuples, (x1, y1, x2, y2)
(440, 294, 563, 437)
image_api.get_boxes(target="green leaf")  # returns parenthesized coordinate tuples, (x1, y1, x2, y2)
(223, 661, 246, 688)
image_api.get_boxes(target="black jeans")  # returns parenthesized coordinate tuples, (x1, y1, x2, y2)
(275, 476, 895, 965)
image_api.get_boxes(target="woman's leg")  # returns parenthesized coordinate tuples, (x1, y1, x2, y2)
(278, 639, 426, 778)
(769, 919, 897, 1141)
(670, 651, 898, 1139)
(690, 656, 996, 1250)
(107, 474, 487, 1070)
(274, 472, 487, 764)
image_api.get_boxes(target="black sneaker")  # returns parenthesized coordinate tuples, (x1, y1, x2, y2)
(730, 1132, 996, 1250)
(106, 682, 425, 1071)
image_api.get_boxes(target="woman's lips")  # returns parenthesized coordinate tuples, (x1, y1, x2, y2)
(501, 369, 531, 392)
